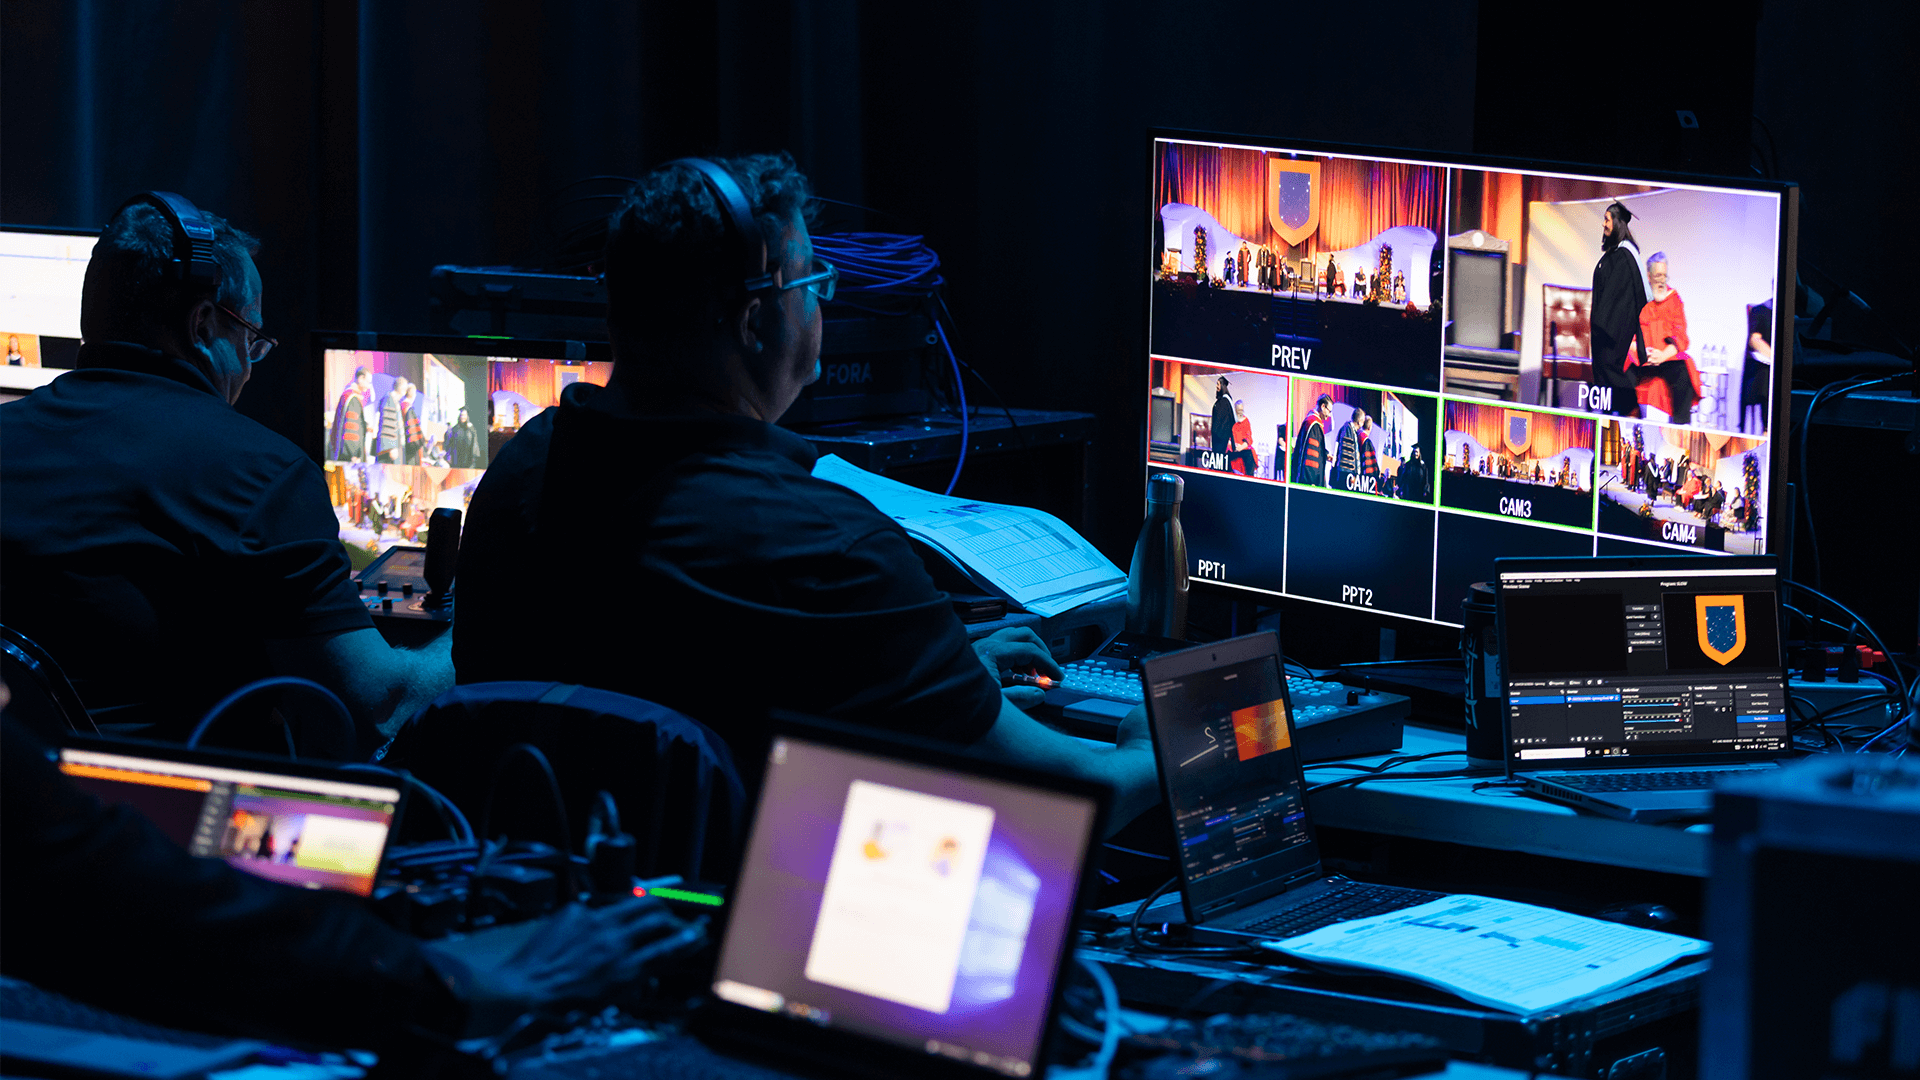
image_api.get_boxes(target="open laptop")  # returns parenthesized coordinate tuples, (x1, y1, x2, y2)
(1, 740, 406, 1078)
(1140, 632, 1444, 947)
(1495, 555, 1789, 823)
(56, 737, 407, 896)
(696, 714, 1109, 1079)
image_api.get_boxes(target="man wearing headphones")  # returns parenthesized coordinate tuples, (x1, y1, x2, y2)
(453, 154, 1158, 828)
(0, 195, 449, 755)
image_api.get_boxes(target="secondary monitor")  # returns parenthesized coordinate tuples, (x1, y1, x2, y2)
(1145, 131, 1796, 627)
(0, 226, 97, 400)
(311, 331, 612, 564)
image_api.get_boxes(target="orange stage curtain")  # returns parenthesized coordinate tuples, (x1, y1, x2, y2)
(1445, 403, 1592, 462)
(1158, 143, 1442, 256)
(488, 360, 561, 407)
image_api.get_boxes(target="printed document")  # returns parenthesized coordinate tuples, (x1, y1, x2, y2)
(805, 780, 996, 1014)
(1258, 894, 1709, 1015)
(812, 454, 1126, 617)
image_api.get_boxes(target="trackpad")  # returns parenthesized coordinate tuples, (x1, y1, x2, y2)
(1063, 698, 1133, 724)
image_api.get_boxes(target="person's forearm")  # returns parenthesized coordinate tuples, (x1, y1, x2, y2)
(968, 699, 1161, 834)
(379, 629, 454, 740)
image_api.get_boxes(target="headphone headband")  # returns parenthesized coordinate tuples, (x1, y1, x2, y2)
(113, 191, 222, 295)
(665, 158, 771, 290)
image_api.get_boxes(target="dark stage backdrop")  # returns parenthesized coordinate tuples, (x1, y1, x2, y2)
(3, 0, 1907, 647)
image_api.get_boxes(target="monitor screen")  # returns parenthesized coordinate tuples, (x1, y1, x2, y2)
(0, 227, 96, 399)
(1146, 134, 1792, 626)
(713, 732, 1100, 1078)
(1497, 559, 1788, 765)
(313, 332, 612, 560)
(1143, 650, 1313, 912)
(58, 746, 402, 896)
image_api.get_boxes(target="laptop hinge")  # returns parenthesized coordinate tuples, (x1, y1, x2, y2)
(1281, 868, 1322, 890)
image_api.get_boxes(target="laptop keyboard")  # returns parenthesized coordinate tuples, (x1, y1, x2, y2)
(1546, 770, 1751, 793)
(0, 978, 237, 1049)
(1241, 881, 1446, 941)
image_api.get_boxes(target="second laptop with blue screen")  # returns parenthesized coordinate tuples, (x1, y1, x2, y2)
(1139, 631, 1444, 944)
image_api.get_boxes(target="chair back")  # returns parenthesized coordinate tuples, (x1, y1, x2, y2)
(0, 623, 96, 740)
(383, 682, 746, 882)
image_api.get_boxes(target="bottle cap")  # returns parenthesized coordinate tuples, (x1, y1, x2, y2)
(1145, 472, 1185, 504)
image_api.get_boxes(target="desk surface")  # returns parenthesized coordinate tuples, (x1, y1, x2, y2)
(1307, 724, 1713, 877)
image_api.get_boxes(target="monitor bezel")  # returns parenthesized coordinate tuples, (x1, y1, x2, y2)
(307, 330, 613, 467)
(1142, 127, 1799, 629)
(699, 709, 1112, 1080)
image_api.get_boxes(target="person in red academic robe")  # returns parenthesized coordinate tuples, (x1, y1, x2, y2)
(1634, 253, 1703, 423)
(1230, 400, 1259, 476)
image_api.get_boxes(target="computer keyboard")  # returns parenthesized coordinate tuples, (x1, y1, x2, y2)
(1548, 769, 1754, 793)
(0, 977, 236, 1049)
(1057, 658, 1144, 704)
(1241, 881, 1447, 941)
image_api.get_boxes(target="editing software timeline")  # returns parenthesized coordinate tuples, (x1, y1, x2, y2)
(1498, 565, 1787, 764)
(1145, 133, 1796, 626)
(1147, 656, 1312, 895)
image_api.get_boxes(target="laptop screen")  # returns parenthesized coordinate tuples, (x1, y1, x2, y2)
(712, 732, 1100, 1079)
(58, 746, 402, 897)
(1497, 558, 1787, 767)
(1142, 638, 1318, 917)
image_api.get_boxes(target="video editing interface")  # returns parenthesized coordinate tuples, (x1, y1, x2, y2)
(1147, 138, 1786, 625)
(713, 736, 1098, 1078)
(1, 228, 95, 384)
(58, 748, 401, 896)
(320, 347, 611, 558)
(1499, 566, 1787, 762)
(1146, 656, 1312, 907)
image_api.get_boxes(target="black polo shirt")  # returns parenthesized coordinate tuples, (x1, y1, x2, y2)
(0, 342, 373, 739)
(452, 381, 1002, 758)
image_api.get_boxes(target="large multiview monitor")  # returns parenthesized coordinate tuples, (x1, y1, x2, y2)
(0, 225, 97, 401)
(1145, 131, 1796, 627)
(311, 331, 611, 565)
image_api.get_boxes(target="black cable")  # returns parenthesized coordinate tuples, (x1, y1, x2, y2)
(1126, 876, 1252, 956)
(1797, 374, 1903, 592)
(478, 743, 574, 883)
(1789, 580, 1910, 721)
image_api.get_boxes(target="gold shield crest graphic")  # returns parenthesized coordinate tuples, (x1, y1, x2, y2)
(1695, 594, 1747, 666)
(1268, 160, 1321, 247)
(1503, 410, 1533, 456)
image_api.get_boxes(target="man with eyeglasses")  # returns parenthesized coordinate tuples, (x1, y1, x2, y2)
(453, 154, 1159, 828)
(0, 198, 451, 756)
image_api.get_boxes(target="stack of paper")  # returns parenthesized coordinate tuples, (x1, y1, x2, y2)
(812, 454, 1127, 618)
(1258, 895, 1709, 1016)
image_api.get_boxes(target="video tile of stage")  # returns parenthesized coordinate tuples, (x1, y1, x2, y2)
(1150, 142, 1444, 389)
(1596, 420, 1767, 554)
(321, 349, 609, 558)
(1443, 169, 1780, 439)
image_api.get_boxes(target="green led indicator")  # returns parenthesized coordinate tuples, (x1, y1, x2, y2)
(465, 334, 513, 340)
(649, 886, 724, 907)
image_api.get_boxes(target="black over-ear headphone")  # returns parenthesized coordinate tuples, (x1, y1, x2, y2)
(112, 190, 222, 296)
(665, 158, 777, 294)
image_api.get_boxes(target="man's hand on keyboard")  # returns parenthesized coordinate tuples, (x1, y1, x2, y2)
(973, 627, 1065, 709)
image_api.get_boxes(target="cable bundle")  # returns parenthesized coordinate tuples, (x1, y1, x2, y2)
(811, 232, 945, 316)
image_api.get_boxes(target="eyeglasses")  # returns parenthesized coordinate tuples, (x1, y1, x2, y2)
(216, 302, 277, 362)
(745, 258, 838, 303)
